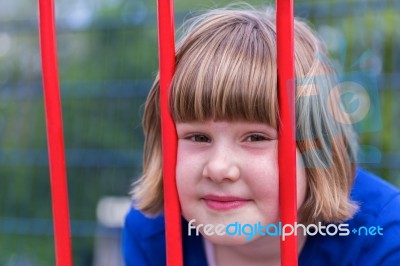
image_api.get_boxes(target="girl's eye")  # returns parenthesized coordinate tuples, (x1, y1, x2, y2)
(245, 134, 268, 142)
(189, 134, 211, 143)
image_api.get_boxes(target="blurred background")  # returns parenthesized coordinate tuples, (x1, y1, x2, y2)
(0, 0, 399, 265)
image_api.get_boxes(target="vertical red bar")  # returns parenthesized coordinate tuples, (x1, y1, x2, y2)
(157, 0, 183, 265)
(38, 0, 73, 265)
(276, 0, 298, 266)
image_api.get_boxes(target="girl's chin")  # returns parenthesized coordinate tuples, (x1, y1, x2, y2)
(201, 233, 259, 246)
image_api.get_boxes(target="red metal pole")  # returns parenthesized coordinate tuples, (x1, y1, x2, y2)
(157, 0, 183, 265)
(38, 0, 73, 265)
(276, 0, 298, 265)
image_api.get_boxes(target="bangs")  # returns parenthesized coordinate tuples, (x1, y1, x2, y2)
(170, 12, 278, 128)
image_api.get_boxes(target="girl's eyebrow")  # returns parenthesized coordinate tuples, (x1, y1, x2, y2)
(234, 121, 277, 132)
(175, 122, 278, 135)
(248, 126, 278, 138)
(175, 122, 205, 132)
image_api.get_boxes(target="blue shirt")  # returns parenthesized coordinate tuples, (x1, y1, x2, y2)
(122, 169, 400, 265)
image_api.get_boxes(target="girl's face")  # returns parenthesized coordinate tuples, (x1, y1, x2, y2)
(176, 120, 307, 245)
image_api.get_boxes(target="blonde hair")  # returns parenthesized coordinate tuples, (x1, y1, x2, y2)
(132, 6, 359, 224)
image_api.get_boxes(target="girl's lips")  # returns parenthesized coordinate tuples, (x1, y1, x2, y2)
(202, 195, 251, 211)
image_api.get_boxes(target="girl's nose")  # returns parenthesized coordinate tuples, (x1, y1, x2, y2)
(202, 148, 240, 183)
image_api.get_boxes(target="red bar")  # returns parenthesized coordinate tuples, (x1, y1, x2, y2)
(276, 0, 298, 266)
(157, 0, 183, 265)
(38, 0, 73, 265)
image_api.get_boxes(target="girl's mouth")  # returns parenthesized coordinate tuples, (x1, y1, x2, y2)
(202, 195, 251, 211)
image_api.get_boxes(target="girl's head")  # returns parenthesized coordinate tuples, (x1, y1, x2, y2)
(132, 7, 358, 230)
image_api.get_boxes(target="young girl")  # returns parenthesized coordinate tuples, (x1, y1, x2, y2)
(122, 6, 400, 266)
